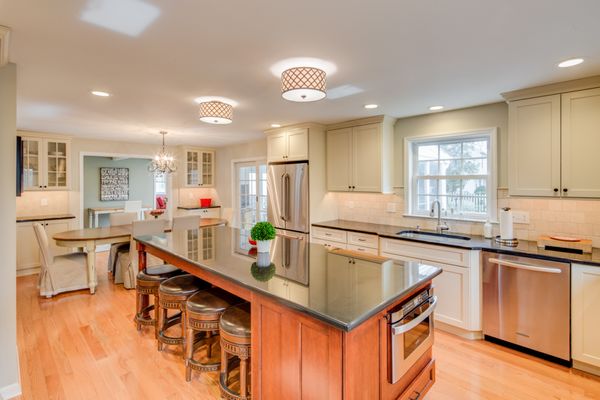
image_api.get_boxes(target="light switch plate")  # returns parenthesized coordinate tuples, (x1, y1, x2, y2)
(512, 210, 530, 224)
(347, 201, 354, 209)
(41, 198, 48, 207)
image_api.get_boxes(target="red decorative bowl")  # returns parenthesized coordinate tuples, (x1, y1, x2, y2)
(200, 198, 212, 208)
(248, 238, 257, 246)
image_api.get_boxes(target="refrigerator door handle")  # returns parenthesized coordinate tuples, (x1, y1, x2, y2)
(280, 173, 287, 221)
(488, 258, 562, 274)
(284, 173, 290, 222)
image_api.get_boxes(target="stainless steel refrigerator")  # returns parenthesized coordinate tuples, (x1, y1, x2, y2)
(267, 161, 309, 234)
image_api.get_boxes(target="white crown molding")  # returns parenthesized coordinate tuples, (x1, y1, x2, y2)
(0, 25, 10, 67)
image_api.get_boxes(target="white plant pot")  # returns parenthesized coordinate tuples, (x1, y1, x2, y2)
(256, 252, 271, 267)
(256, 240, 272, 253)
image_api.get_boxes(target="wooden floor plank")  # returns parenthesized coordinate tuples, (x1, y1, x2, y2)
(14, 252, 600, 399)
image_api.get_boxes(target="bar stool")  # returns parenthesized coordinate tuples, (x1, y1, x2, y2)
(185, 288, 244, 381)
(157, 274, 211, 353)
(219, 303, 251, 400)
(134, 264, 182, 335)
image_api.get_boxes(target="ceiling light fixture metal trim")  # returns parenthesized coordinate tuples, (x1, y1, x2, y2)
(198, 101, 233, 124)
(281, 67, 327, 102)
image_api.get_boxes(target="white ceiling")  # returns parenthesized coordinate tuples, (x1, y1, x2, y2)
(1, 0, 599, 147)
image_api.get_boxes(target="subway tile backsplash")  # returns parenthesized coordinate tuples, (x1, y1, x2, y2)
(334, 189, 600, 247)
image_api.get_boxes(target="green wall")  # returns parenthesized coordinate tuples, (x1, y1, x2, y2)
(83, 156, 154, 227)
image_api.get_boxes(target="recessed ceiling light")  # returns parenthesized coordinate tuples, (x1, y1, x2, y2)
(429, 105, 444, 111)
(271, 123, 281, 128)
(364, 104, 378, 109)
(558, 58, 584, 68)
(91, 90, 111, 97)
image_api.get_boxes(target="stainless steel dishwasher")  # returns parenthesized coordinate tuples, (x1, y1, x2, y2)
(482, 252, 570, 362)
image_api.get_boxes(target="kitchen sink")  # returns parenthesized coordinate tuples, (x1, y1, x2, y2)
(396, 230, 472, 241)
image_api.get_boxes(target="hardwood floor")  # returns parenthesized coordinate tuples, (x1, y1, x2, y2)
(15, 253, 600, 399)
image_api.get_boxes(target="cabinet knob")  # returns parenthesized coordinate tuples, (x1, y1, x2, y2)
(563, 188, 568, 193)
(554, 188, 559, 192)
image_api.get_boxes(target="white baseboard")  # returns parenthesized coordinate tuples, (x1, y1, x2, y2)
(0, 382, 22, 399)
(435, 321, 484, 340)
(16, 266, 40, 277)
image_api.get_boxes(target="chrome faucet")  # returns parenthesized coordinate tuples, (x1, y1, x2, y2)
(430, 200, 449, 233)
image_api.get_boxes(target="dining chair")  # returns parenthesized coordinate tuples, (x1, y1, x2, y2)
(107, 212, 139, 276)
(124, 200, 143, 220)
(116, 219, 168, 289)
(33, 223, 89, 298)
(172, 215, 201, 230)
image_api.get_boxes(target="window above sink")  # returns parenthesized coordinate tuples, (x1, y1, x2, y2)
(405, 128, 497, 222)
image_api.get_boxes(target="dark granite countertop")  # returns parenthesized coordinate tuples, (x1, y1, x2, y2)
(17, 214, 76, 223)
(313, 219, 600, 267)
(136, 225, 442, 331)
(177, 205, 221, 210)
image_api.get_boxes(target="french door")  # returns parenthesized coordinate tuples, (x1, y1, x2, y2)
(235, 161, 267, 232)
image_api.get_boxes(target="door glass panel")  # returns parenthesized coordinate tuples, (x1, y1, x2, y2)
(403, 308, 431, 360)
(236, 161, 268, 251)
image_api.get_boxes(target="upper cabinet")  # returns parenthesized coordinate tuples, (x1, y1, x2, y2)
(21, 135, 71, 191)
(326, 116, 395, 193)
(183, 148, 215, 188)
(505, 80, 600, 198)
(266, 127, 308, 162)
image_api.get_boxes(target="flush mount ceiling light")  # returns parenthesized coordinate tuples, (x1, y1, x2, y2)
(198, 101, 233, 124)
(429, 105, 444, 111)
(91, 90, 111, 97)
(558, 58, 584, 68)
(148, 131, 177, 175)
(364, 104, 378, 109)
(281, 67, 327, 102)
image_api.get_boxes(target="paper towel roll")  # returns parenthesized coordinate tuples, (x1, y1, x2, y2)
(499, 208, 514, 240)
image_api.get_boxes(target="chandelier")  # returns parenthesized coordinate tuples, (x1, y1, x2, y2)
(148, 131, 177, 175)
(281, 67, 327, 102)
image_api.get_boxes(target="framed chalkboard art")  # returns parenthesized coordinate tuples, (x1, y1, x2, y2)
(100, 167, 129, 201)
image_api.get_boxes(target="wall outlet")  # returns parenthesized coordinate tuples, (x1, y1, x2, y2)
(386, 202, 397, 213)
(41, 198, 48, 207)
(512, 210, 530, 224)
(347, 201, 354, 209)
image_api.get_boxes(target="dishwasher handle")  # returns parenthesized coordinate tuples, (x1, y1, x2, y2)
(391, 296, 437, 335)
(488, 257, 563, 274)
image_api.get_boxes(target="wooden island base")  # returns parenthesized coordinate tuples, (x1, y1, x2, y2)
(138, 242, 436, 400)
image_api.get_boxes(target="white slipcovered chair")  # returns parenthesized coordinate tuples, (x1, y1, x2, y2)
(172, 215, 201, 230)
(124, 200, 143, 220)
(107, 211, 139, 276)
(33, 222, 89, 298)
(116, 219, 167, 289)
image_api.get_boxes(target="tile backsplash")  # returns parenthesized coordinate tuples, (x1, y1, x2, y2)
(16, 191, 70, 216)
(335, 189, 600, 247)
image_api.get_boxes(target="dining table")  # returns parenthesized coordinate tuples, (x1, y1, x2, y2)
(52, 218, 227, 294)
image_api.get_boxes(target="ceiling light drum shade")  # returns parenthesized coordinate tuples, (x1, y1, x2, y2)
(198, 101, 233, 124)
(281, 67, 327, 102)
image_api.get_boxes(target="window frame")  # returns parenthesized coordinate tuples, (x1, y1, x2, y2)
(404, 128, 498, 222)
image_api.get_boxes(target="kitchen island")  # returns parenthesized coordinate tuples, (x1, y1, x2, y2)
(136, 225, 442, 399)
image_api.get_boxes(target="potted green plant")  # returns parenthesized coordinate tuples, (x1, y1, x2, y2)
(251, 221, 276, 253)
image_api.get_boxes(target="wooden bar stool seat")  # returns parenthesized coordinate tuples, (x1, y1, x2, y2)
(185, 288, 243, 381)
(134, 264, 182, 333)
(219, 303, 251, 400)
(157, 274, 210, 353)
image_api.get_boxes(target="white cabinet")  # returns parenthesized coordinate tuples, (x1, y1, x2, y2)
(268, 276, 309, 306)
(17, 219, 73, 276)
(266, 127, 308, 162)
(21, 135, 71, 191)
(326, 117, 395, 193)
(572, 263, 600, 373)
(561, 88, 600, 198)
(508, 95, 561, 196)
(183, 148, 215, 187)
(508, 87, 600, 198)
(311, 226, 378, 254)
(380, 237, 481, 334)
(176, 207, 221, 218)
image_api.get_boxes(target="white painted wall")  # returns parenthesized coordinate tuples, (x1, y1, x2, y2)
(0, 63, 21, 398)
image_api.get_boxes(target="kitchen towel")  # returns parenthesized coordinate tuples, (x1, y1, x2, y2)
(499, 208, 514, 240)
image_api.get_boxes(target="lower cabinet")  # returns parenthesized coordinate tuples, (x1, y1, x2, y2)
(381, 238, 481, 334)
(176, 207, 221, 218)
(572, 263, 600, 372)
(311, 226, 378, 255)
(17, 219, 73, 276)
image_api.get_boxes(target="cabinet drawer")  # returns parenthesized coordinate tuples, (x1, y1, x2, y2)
(311, 237, 347, 250)
(399, 359, 435, 400)
(347, 231, 378, 249)
(347, 244, 378, 255)
(380, 238, 470, 267)
(312, 227, 347, 244)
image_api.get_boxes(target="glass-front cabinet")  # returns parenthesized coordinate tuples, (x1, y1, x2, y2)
(183, 148, 215, 187)
(21, 136, 70, 191)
